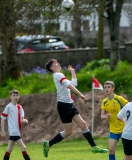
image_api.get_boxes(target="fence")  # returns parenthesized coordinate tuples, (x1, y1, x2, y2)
(0, 42, 132, 73)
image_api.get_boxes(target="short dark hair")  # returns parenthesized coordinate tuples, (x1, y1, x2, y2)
(104, 81, 115, 87)
(45, 59, 56, 72)
(10, 90, 19, 95)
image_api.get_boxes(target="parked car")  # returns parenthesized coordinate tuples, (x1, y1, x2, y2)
(16, 35, 69, 53)
(0, 35, 69, 54)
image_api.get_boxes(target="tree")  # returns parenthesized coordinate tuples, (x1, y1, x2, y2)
(0, 0, 61, 80)
(0, 0, 22, 80)
(105, 0, 124, 70)
(70, 0, 99, 48)
(70, 0, 126, 69)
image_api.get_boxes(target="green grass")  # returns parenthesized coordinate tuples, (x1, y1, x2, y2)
(0, 138, 124, 160)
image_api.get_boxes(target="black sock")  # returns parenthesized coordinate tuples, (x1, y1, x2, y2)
(3, 155, 9, 160)
(83, 132, 96, 147)
(22, 151, 31, 160)
(49, 133, 64, 147)
(3, 151, 10, 160)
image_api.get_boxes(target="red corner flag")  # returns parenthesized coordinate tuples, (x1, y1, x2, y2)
(92, 77, 103, 90)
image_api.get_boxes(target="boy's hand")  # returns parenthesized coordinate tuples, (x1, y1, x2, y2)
(105, 114, 111, 119)
(68, 65, 75, 72)
(80, 94, 87, 102)
(68, 65, 76, 79)
(22, 119, 28, 124)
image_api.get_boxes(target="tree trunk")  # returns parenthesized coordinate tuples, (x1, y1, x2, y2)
(106, 0, 124, 70)
(73, 14, 82, 48)
(97, 0, 104, 60)
(0, 0, 22, 80)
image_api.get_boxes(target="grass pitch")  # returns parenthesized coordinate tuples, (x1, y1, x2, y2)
(0, 137, 124, 160)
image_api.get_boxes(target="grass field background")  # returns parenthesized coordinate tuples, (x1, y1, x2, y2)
(0, 138, 124, 160)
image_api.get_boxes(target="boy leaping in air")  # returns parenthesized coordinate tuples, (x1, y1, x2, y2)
(42, 59, 108, 157)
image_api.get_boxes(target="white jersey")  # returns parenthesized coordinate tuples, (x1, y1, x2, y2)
(53, 72, 77, 103)
(1, 103, 24, 136)
(117, 102, 132, 140)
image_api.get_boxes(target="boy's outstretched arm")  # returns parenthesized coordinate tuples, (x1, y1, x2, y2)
(68, 84, 86, 101)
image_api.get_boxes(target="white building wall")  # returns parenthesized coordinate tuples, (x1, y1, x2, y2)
(120, 10, 130, 27)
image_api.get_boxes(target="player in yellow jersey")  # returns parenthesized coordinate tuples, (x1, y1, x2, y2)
(101, 81, 128, 160)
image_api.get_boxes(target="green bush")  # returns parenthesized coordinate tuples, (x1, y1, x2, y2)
(81, 59, 110, 71)
(0, 60, 132, 98)
(77, 60, 132, 94)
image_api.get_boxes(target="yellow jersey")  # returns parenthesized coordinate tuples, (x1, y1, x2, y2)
(101, 94, 128, 134)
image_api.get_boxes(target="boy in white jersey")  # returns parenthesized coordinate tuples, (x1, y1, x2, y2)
(42, 59, 108, 157)
(1, 90, 31, 160)
(117, 102, 132, 160)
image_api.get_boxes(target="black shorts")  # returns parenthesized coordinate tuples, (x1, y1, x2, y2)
(57, 101, 79, 123)
(9, 136, 21, 141)
(122, 137, 132, 155)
